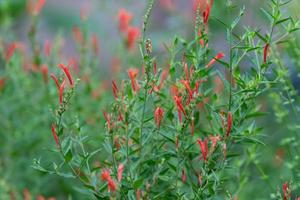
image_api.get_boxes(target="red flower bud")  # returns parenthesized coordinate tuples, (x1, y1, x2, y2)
(209, 135, 220, 151)
(206, 52, 225, 68)
(51, 124, 60, 147)
(117, 163, 124, 182)
(112, 80, 119, 99)
(58, 63, 74, 87)
(103, 111, 112, 132)
(127, 68, 139, 92)
(50, 73, 60, 90)
(197, 138, 208, 162)
(173, 95, 187, 123)
(101, 169, 116, 192)
(154, 107, 164, 128)
(282, 182, 290, 200)
(59, 79, 66, 105)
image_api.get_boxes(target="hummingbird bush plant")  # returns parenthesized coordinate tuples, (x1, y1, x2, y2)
(25, 0, 300, 199)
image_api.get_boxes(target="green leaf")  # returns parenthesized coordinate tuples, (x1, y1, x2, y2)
(133, 178, 144, 189)
(64, 149, 73, 163)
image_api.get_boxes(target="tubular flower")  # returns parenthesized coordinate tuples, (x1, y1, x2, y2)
(126, 26, 140, 50)
(183, 63, 190, 82)
(101, 169, 111, 181)
(206, 52, 225, 68)
(5, 42, 16, 63)
(127, 68, 139, 92)
(197, 138, 208, 162)
(156, 69, 169, 91)
(154, 107, 164, 128)
(209, 135, 221, 151)
(118, 9, 133, 33)
(226, 112, 232, 137)
(263, 43, 269, 64)
(51, 124, 60, 147)
(173, 95, 187, 123)
(112, 80, 119, 99)
(153, 61, 157, 75)
(282, 182, 290, 200)
(58, 63, 74, 87)
(203, 0, 213, 25)
(59, 79, 66, 105)
(117, 163, 124, 182)
(101, 169, 116, 192)
(50, 73, 60, 90)
(103, 111, 112, 131)
(181, 80, 193, 99)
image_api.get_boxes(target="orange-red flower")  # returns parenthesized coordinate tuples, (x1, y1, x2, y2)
(173, 95, 187, 123)
(103, 111, 112, 132)
(101, 169, 116, 192)
(206, 52, 225, 68)
(112, 80, 119, 99)
(209, 135, 220, 151)
(50, 73, 60, 90)
(126, 26, 140, 50)
(118, 9, 133, 33)
(127, 68, 139, 92)
(181, 80, 193, 99)
(154, 107, 164, 128)
(197, 138, 208, 162)
(58, 63, 74, 87)
(202, 0, 211, 25)
(59, 79, 66, 105)
(117, 163, 124, 182)
(282, 182, 290, 200)
(51, 124, 60, 147)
